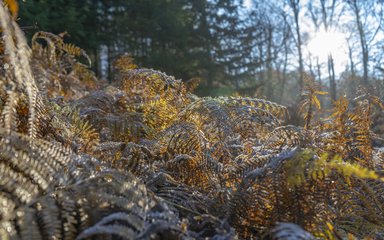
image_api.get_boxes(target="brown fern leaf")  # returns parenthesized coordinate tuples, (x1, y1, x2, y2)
(113, 54, 138, 74)
(145, 172, 212, 215)
(31, 31, 95, 100)
(49, 104, 100, 153)
(115, 68, 190, 131)
(156, 123, 207, 158)
(224, 149, 343, 238)
(32, 31, 91, 67)
(179, 98, 234, 143)
(263, 125, 312, 150)
(117, 68, 186, 97)
(230, 105, 281, 142)
(77, 209, 185, 240)
(0, 170, 150, 239)
(72, 90, 153, 142)
(226, 148, 299, 237)
(299, 76, 327, 130)
(263, 222, 315, 240)
(232, 151, 293, 180)
(163, 154, 214, 191)
(93, 141, 154, 178)
(332, 177, 384, 238)
(0, 128, 100, 224)
(219, 96, 289, 120)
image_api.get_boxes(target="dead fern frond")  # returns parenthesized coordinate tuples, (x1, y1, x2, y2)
(115, 68, 190, 130)
(30, 31, 95, 100)
(0, 3, 38, 138)
(32, 31, 91, 67)
(219, 96, 289, 120)
(145, 172, 211, 215)
(226, 147, 299, 237)
(299, 76, 327, 130)
(3, 0, 18, 19)
(263, 222, 315, 240)
(50, 104, 99, 153)
(263, 125, 311, 150)
(92, 141, 154, 178)
(157, 123, 207, 158)
(0, 127, 93, 225)
(113, 54, 138, 73)
(0, 170, 150, 239)
(179, 98, 234, 143)
(231, 105, 281, 142)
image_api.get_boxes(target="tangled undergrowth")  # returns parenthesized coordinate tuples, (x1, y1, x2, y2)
(1, 4, 384, 240)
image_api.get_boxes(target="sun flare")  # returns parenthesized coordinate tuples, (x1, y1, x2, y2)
(307, 28, 348, 73)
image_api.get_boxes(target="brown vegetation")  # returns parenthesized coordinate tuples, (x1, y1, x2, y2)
(1, 4, 384, 240)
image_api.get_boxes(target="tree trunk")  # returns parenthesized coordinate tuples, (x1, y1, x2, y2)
(107, 44, 112, 83)
(348, 44, 355, 76)
(350, 0, 369, 85)
(328, 54, 336, 101)
(279, 39, 289, 103)
(292, 2, 304, 90)
(266, 27, 274, 100)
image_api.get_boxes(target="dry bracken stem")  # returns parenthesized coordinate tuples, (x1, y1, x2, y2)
(0, 3, 18, 133)
(13, 21, 38, 138)
(0, 3, 38, 138)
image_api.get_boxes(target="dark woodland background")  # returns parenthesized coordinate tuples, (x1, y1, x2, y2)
(18, 0, 384, 101)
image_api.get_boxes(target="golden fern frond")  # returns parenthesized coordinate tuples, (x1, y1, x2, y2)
(179, 98, 233, 143)
(321, 95, 375, 166)
(219, 96, 289, 120)
(50, 104, 99, 153)
(163, 154, 215, 191)
(233, 150, 296, 179)
(157, 123, 207, 158)
(263, 125, 311, 150)
(299, 74, 327, 130)
(62, 43, 82, 56)
(3, 0, 18, 19)
(113, 54, 138, 73)
(226, 148, 299, 238)
(62, 43, 91, 67)
(119, 68, 182, 90)
(226, 148, 379, 238)
(32, 31, 91, 67)
(117, 68, 188, 105)
(332, 178, 384, 238)
(115, 68, 190, 131)
(231, 105, 281, 141)
(282, 150, 384, 238)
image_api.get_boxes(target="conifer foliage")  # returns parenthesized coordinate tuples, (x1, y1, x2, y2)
(1, 3, 384, 240)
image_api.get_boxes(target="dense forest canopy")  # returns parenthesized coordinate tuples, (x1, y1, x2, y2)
(17, 0, 384, 101)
